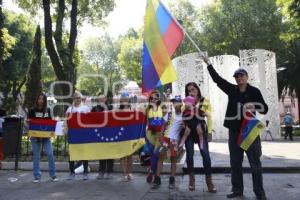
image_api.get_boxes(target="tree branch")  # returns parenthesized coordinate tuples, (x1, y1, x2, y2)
(54, 0, 65, 55)
(68, 0, 78, 56)
(42, 0, 65, 81)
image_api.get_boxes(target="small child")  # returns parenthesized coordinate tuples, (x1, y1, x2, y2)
(152, 95, 183, 189)
(179, 96, 204, 149)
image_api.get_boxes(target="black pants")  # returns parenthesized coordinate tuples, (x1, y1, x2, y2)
(99, 159, 114, 173)
(228, 130, 265, 197)
(284, 126, 293, 140)
(69, 160, 88, 174)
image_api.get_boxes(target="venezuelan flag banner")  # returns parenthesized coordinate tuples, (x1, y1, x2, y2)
(67, 111, 146, 161)
(28, 118, 56, 138)
(237, 112, 265, 151)
(142, 0, 184, 92)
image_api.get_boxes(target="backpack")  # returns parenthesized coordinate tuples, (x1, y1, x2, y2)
(284, 115, 292, 126)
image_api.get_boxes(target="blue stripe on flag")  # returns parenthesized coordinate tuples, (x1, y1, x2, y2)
(29, 124, 55, 132)
(68, 124, 146, 144)
(241, 118, 259, 140)
(155, 3, 172, 35)
(142, 43, 161, 90)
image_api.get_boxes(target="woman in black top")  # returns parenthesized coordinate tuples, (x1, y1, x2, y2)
(28, 93, 58, 183)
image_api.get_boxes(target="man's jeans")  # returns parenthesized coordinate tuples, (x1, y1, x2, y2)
(185, 132, 212, 176)
(228, 130, 265, 196)
(31, 138, 56, 179)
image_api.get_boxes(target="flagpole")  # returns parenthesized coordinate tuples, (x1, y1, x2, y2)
(181, 29, 212, 65)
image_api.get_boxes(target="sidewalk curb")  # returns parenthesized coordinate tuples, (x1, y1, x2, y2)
(0, 161, 184, 174)
(2, 161, 300, 174)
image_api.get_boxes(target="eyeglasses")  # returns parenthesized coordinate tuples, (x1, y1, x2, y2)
(73, 97, 81, 100)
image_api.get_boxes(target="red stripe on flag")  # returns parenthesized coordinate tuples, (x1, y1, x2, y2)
(68, 111, 147, 129)
(29, 118, 57, 126)
(237, 112, 252, 145)
(163, 20, 184, 56)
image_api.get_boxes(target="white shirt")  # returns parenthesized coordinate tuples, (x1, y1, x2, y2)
(66, 104, 90, 114)
(164, 112, 183, 141)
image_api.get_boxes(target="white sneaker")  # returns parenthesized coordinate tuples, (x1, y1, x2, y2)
(51, 176, 59, 182)
(127, 174, 133, 181)
(32, 178, 40, 183)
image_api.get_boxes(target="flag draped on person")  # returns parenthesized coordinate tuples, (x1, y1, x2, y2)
(237, 112, 265, 151)
(28, 118, 56, 138)
(142, 0, 184, 92)
(67, 111, 146, 161)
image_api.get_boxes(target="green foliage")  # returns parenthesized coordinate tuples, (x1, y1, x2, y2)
(168, 0, 202, 56)
(117, 28, 143, 85)
(14, 0, 115, 25)
(0, 10, 35, 111)
(77, 34, 123, 96)
(198, 0, 284, 56)
(1, 28, 16, 60)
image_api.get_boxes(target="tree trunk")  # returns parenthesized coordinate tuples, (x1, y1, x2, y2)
(42, 0, 78, 113)
(24, 25, 42, 109)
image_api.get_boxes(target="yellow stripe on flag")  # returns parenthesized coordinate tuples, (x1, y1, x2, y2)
(69, 139, 145, 161)
(240, 122, 265, 151)
(28, 131, 55, 138)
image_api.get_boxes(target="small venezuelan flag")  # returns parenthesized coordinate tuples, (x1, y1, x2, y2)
(67, 111, 146, 161)
(237, 112, 265, 151)
(28, 118, 56, 138)
(142, 0, 184, 92)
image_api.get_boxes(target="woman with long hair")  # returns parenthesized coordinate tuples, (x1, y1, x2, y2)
(28, 93, 58, 183)
(184, 82, 217, 192)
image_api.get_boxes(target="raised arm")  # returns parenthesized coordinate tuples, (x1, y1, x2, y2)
(203, 57, 235, 95)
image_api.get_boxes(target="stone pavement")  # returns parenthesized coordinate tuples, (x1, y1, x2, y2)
(0, 171, 299, 200)
(2, 139, 300, 173)
(184, 139, 300, 173)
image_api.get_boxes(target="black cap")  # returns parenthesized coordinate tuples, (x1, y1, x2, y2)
(233, 68, 248, 77)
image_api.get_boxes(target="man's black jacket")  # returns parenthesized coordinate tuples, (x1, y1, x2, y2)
(207, 64, 268, 132)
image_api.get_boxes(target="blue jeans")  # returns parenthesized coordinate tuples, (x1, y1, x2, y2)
(228, 130, 265, 196)
(31, 138, 56, 179)
(185, 131, 212, 176)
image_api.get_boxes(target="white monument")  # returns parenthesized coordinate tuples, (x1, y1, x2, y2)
(172, 50, 280, 140)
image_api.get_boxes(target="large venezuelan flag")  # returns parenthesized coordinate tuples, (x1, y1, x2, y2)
(142, 0, 184, 92)
(237, 112, 265, 151)
(67, 111, 146, 161)
(28, 118, 56, 138)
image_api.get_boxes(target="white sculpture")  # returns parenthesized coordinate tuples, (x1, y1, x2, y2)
(172, 50, 280, 140)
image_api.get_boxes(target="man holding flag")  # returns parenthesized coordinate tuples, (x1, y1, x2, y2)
(203, 57, 268, 200)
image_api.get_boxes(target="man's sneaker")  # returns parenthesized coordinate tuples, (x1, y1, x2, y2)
(151, 176, 161, 189)
(51, 176, 59, 182)
(32, 178, 40, 183)
(82, 173, 89, 180)
(67, 173, 75, 180)
(97, 172, 105, 180)
(168, 176, 175, 189)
